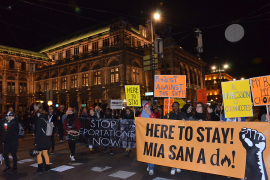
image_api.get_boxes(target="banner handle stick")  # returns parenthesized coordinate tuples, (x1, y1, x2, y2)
(133, 106, 135, 119)
(167, 97, 170, 118)
(267, 105, 269, 116)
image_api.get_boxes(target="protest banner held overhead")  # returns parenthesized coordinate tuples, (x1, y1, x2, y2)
(78, 118, 135, 148)
(125, 85, 141, 107)
(110, 100, 123, 109)
(135, 117, 270, 179)
(250, 75, 270, 106)
(222, 80, 253, 118)
(163, 98, 174, 116)
(154, 75, 186, 98)
(197, 88, 207, 104)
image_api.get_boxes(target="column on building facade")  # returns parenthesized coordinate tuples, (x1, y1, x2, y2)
(66, 93, 70, 108)
(88, 91, 91, 107)
(103, 67, 109, 85)
(88, 41, 92, 51)
(15, 73, 19, 94)
(78, 72, 82, 89)
(15, 96, 19, 112)
(62, 49, 66, 59)
(70, 47, 74, 57)
(77, 92, 81, 110)
(79, 45, 83, 54)
(89, 71, 92, 87)
(98, 39, 103, 49)
(67, 75, 71, 90)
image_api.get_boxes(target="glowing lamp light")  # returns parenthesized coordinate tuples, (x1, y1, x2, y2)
(47, 100, 53, 106)
(123, 99, 127, 103)
(241, 78, 244, 80)
(233, 78, 236, 81)
(212, 66, 216, 70)
(154, 13, 160, 20)
(224, 64, 228, 69)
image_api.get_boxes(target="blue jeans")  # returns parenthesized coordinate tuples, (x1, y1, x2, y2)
(147, 163, 154, 171)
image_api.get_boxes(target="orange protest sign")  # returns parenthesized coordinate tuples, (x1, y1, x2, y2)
(154, 75, 186, 98)
(163, 98, 174, 116)
(250, 75, 270, 106)
(136, 117, 270, 179)
(197, 88, 207, 104)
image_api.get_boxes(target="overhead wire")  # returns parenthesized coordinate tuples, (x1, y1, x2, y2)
(21, 0, 109, 24)
(239, 11, 270, 21)
(235, 2, 270, 21)
(0, 15, 22, 48)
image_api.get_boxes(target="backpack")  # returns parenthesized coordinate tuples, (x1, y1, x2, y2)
(40, 118, 54, 136)
(18, 122, 25, 138)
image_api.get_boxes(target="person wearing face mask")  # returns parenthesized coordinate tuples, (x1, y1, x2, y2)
(2, 112, 19, 174)
(181, 104, 193, 118)
(63, 108, 81, 162)
(138, 103, 156, 175)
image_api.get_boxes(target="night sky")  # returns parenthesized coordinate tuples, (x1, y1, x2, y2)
(0, 0, 270, 79)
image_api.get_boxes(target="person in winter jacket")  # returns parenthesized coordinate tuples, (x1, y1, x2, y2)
(138, 103, 156, 175)
(2, 112, 19, 174)
(34, 109, 52, 175)
(181, 104, 193, 118)
(63, 107, 81, 161)
(207, 105, 220, 121)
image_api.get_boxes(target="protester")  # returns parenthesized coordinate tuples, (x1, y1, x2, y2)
(189, 102, 207, 121)
(95, 106, 103, 118)
(103, 108, 114, 155)
(63, 107, 81, 161)
(181, 104, 193, 118)
(80, 107, 88, 117)
(122, 108, 134, 156)
(56, 105, 65, 143)
(48, 106, 57, 154)
(153, 108, 161, 118)
(261, 106, 270, 122)
(89, 108, 98, 118)
(2, 112, 19, 174)
(207, 105, 220, 121)
(34, 109, 52, 175)
(138, 103, 156, 175)
(33, 103, 42, 135)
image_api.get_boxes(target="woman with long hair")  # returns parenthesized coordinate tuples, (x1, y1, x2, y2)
(34, 109, 52, 175)
(189, 102, 207, 121)
(63, 107, 81, 161)
(138, 103, 156, 175)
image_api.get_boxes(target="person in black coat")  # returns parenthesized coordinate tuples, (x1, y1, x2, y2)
(207, 105, 220, 121)
(48, 106, 57, 154)
(34, 109, 52, 175)
(2, 112, 19, 174)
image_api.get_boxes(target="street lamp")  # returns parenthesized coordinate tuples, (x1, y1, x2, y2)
(233, 78, 236, 81)
(224, 64, 228, 69)
(241, 77, 244, 80)
(151, 11, 160, 107)
(212, 66, 216, 70)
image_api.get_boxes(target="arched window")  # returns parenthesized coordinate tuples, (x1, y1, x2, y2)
(133, 61, 140, 68)
(81, 66, 88, 72)
(108, 60, 119, 67)
(93, 64, 101, 70)
(70, 68, 77, 74)
(21, 62, 26, 70)
(9, 60, 15, 69)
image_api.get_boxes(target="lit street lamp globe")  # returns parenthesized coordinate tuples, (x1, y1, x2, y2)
(154, 13, 160, 20)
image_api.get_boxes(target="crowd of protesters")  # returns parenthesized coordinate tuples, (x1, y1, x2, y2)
(0, 101, 270, 179)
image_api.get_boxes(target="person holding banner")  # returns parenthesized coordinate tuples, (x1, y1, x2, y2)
(189, 102, 207, 121)
(123, 108, 134, 156)
(181, 104, 193, 118)
(138, 103, 156, 175)
(261, 106, 270, 122)
(207, 105, 220, 121)
(88, 109, 98, 153)
(167, 102, 187, 175)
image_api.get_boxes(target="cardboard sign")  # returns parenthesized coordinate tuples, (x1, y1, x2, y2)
(136, 117, 270, 179)
(110, 100, 123, 109)
(174, 98, 186, 108)
(125, 85, 141, 107)
(197, 88, 207, 104)
(163, 98, 174, 116)
(154, 75, 186, 98)
(250, 75, 270, 106)
(222, 80, 253, 118)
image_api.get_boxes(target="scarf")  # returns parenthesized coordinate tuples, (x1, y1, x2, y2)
(194, 112, 206, 120)
(141, 103, 150, 118)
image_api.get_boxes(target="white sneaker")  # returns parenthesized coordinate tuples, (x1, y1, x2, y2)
(70, 156, 75, 161)
(170, 169, 176, 175)
(147, 167, 149, 171)
(176, 168, 181, 173)
(149, 170, 154, 175)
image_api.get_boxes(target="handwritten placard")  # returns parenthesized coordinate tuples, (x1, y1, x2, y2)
(164, 98, 174, 116)
(125, 85, 141, 107)
(154, 75, 186, 98)
(250, 75, 270, 106)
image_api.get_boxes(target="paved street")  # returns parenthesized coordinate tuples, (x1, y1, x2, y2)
(0, 133, 242, 180)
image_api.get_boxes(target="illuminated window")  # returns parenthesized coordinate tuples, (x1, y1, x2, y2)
(103, 38, 110, 47)
(83, 44, 88, 53)
(71, 75, 77, 88)
(92, 41, 98, 50)
(44, 81, 49, 91)
(21, 62, 26, 71)
(74, 46, 79, 55)
(82, 74, 88, 87)
(213, 77, 216, 79)
(210, 92, 212, 95)
(94, 71, 101, 85)
(61, 77, 67, 90)
(7, 82, 15, 93)
(19, 83, 27, 93)
(52, 79, 58, 90)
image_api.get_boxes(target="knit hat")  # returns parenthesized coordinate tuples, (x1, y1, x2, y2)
(181, 104, 191, 112)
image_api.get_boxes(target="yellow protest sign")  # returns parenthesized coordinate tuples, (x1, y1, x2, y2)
(174, 98, 186, 108)
(125, 85, 141, 107)
(221, 80, 253, 118)
(136, 117, 270, 179)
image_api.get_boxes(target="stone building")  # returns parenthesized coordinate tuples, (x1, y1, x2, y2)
(205, 72, 233, 103)
(0, 19, 206, 111)
(34, 19, 206, 109)
(0, 45, 51, 112)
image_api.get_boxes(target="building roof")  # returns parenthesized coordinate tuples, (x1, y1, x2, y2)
(0, 45, 50, 60)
